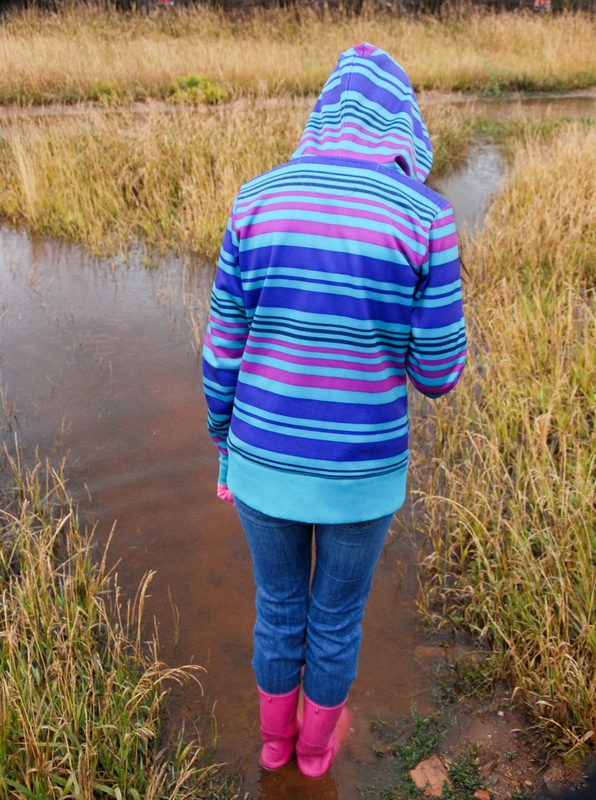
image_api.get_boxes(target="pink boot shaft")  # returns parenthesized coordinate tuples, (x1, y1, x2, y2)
(296, 694, 351, 778)
(258, 685, 300, 770)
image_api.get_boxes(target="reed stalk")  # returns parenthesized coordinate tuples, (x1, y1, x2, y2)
(419, 121, 596, 749)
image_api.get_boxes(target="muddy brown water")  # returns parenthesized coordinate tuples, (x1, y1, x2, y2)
(0, 97, 592, 798)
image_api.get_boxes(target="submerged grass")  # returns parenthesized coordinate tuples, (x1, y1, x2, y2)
(0, 447, 240, 799)
(0, 6, 595, 105)
(0, 101, 470, 262)
(419, 121, 596, 750)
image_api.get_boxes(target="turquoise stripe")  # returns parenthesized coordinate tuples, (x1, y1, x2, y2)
(203, 352, 242, 373)
(426, 245, 459, 266)
(417, 289, 463, 308)
(239, 230, 413, 264)
(411, 318, 465, 338)
(409, 371, 463, 387)
(227, 451, 407, 524)
(238, 193, 426, 234)
(240, 210, 427, 256)
(422, 279, 463, 297)
(238, 371, 407, 404)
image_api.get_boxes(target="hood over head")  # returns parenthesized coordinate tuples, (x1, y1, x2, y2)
(293, 43, 432, 183)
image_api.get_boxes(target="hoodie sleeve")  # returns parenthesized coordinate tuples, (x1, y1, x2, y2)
(201, 202, 248, 485)
(406, 202, 467, 397)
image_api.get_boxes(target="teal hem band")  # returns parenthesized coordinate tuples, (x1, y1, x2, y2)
(227, 452, 407, 524)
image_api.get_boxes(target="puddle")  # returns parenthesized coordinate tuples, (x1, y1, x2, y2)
(0, 137, 509, 800)
(433, 141, 505, 234)
(422, 90, 596, 122)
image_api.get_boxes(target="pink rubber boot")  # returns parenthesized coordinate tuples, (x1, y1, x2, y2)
(258, 685, 300, 770)
(296, 694, 352, 778)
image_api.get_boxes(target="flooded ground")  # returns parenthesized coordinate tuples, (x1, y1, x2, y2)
(0, 96, 592, 799)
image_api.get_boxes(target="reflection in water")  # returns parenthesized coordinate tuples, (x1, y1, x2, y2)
(0, 139, 505, 799)
(434, 142, 504, 234)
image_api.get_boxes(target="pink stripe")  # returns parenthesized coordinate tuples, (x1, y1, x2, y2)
(299, 146, 394, 165)
(299, 133, 414, 159)
(235, 190, 427, 237)
(210, 328, 247, 343)
(242, 218, 398, 250)
(430, 234, 458, 253)
(204, 331, 243, 358)
(241, 360, 401, 393)
(431, 215, 457, 234)
(244, 344, 403, 372)
(302, 121, 415, 148)
(237, 199, 426, 253)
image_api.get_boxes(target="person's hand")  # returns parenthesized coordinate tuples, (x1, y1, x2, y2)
(217, 483, 235, 506)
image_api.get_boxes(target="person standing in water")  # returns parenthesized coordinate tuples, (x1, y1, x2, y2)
(202, 43, 466, 778)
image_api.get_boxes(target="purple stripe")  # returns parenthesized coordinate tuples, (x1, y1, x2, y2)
(301, 122, 416, 150)
(242, 218, 402, 250)
(236, 194, 428, 250)
(241, 360, 402, 393)
(204, 330, 244, 357)
(407, 362, 466, 379)
(239, 201, 426, 257)
(244, 343, 404, 372)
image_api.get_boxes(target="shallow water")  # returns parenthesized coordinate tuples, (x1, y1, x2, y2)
(0, 138, 505, 799)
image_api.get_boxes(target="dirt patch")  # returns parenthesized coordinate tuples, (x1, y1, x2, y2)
(413, 644, 592, 800)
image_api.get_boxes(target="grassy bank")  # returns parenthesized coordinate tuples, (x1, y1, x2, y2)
(0, 6, 595, 105)
(419, 121, 596, 749)
(0, 449, 240, 799)
(0, 101, 471, 261)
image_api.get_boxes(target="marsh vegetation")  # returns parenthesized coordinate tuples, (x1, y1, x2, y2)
(420, 121, 596, 751)
(0, 4, 595, 795)
(1, 6, 595, 104)
(0, 452, 242, 799)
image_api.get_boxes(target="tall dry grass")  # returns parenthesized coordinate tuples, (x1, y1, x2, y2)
(0, 101, 470, 261)
(419, 121, 596, 748)
(0, 6, 595, 105)
(0, 447, 240, 799)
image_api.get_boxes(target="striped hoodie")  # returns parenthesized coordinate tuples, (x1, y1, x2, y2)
(202, 43, 466, 523)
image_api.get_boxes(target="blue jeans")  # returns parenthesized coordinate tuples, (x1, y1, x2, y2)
(235, 497, 393, 707)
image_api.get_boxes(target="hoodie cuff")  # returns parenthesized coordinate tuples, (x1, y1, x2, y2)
(218, 452, 229, 485)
